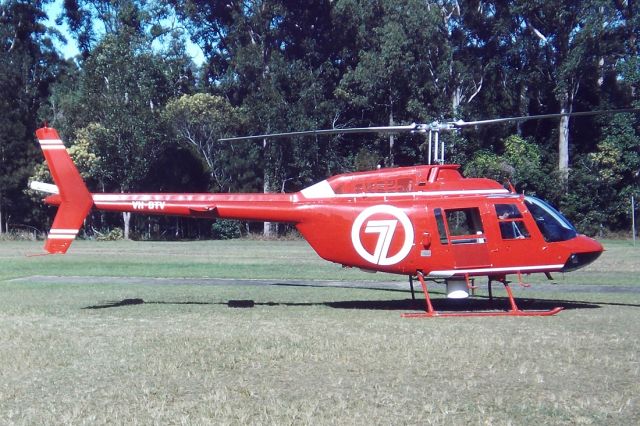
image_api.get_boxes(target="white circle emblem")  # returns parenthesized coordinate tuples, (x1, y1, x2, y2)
(351, 205, 414, 266)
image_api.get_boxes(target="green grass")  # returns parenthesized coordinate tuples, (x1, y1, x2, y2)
(0, 239, 639, 424)
(1, 238, 638, 284)
(0, 239, 395, 281)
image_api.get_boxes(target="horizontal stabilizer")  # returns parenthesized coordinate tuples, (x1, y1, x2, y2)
(30, 181, 60, 194)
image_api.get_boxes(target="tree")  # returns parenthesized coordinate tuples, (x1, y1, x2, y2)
(54, 0, 196, 239)
(60, 0, 180, 56)
(0, 0, 61, 234)
(163, 93, 245, 191)
(574, 114, 640, 232)
(612, 0, 640, 98)
(7, 0, 633, 237)
(514, 0, 613, 187)
(464, 134, 559, 196)
(334, 0, 515, 166)
(173, 0, 342, 236)
(334, 0, 443, 165)
(74, 33, 171, 238)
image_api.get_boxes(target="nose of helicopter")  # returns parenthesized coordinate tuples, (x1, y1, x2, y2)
(560, 235, 604, 272)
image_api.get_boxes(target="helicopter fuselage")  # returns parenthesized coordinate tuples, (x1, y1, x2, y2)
(56, 163, 602, 279)
(35, 126, 603, 316)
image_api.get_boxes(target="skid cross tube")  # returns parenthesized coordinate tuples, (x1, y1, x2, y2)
(401, 272, 563, 318)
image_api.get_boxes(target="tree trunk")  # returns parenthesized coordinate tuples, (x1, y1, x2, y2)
(123, 212, 131, 240)
(120, 185, 132, 239)
(517, 83, 528, 136)
(597, 56, 605, 87)
(558, 92, 572, 191)
(263, 138, 272, 238)
(388, 101, 394, 167)
(0, 196, 3, 235)
(452, 86, 462, 114)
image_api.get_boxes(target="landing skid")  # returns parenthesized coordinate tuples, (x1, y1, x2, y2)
(401, 272, 563, 318)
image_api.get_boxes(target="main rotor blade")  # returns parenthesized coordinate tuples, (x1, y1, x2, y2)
(453, 108, 640, 128)
(219, 108, 639, 141)
(219, 124, 421, 142)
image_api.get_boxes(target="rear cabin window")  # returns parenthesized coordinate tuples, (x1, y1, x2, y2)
(495, 203, 530, 240)
(444, 208, 485, 244)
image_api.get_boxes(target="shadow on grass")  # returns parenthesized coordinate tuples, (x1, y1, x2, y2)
(272, 282, 410, 294)
(82, 295, 629, 312)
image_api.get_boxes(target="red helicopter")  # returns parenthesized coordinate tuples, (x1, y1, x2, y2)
(33, 111, 625, 317)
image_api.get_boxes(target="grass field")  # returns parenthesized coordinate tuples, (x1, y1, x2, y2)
(0, 239, 638, 424)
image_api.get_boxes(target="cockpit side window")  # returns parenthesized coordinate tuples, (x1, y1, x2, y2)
(495, 203, 530, 240)
(495, 204, 522, 219)
(524, 196, 577, 242)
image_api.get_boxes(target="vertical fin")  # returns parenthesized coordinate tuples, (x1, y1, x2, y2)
(35, 127, 93, 254)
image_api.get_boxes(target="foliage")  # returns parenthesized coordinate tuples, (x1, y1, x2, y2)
(172, 0, 349, 194)
(95, 227, 124, 241)
(163, 93, 246, 191)
(353, 149, 380, 171)
(464, 135, 561, 198)
(211, 219, 242, 240)
(50, 0, 198, 237)
(74, 34, 167, 191)
(1, 0, 639, 236)
(564, 113, 640, 233)
(0, 0, 61, 233)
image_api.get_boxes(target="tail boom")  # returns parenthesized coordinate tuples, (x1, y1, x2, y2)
(91, 193, 302, 223)
(34, 126, 310, 253)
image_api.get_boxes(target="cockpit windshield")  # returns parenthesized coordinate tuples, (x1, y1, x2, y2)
(524, 196, 577, 242)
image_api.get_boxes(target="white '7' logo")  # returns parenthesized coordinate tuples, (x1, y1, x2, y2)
(351, 205, 414, 266)
(364, 220, 398, 264)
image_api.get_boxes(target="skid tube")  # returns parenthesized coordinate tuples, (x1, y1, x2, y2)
(401, 271, 563, 318)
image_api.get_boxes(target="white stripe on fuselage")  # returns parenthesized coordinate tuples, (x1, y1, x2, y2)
(93, 187, 509, 204)
(332, 188, 509, 198)
(300, 180, 335, 199)
(300, 181, 508, 199)
(428, 264, 565, 278)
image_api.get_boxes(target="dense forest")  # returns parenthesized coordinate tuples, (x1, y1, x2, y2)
(1, 0, 638, 240)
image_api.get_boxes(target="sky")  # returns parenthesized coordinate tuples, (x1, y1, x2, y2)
(44, 0, 80, 59)
(43, 0, 205, 65)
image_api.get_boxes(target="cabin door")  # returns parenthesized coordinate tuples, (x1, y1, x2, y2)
(440, 206, 491, 269)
